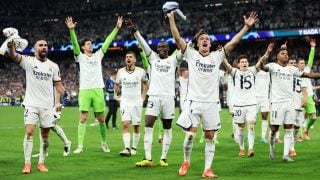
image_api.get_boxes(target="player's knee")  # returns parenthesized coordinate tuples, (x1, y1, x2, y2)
(270, 125, 279, 132)
(80, 113, 88, 122)
(133, 126, 139, 134)
(204, 130, 214, 139)
(41, 133, 49, 140)
(145, 117, 156, 127)
(25, 130, 34, 137)
(122, 121, 130, 130)
(95, 114, 105, 122)
(162, 119, 173, 129)
(145, 121, 153, 128)
(186, 131, 196, 141)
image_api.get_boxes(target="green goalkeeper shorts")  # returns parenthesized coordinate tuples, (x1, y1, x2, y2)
(78, 88, 105, 113)
(305, 96, 316, 114)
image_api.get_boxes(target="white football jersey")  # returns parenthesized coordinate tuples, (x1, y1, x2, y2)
(303, 66, 314, 96)
(267, 63, 303, 103)
(147, 51, 179, 97)
(20, 56, 61, 109)
(183, 46, 225, 102)
(231, 67, 257, 106)
(178, 76, 188, 101)
(255, 71, 270, 98)
(116, 67, 147, 106)
(293, 76, 307, 110)
(75, 49, 104, 89)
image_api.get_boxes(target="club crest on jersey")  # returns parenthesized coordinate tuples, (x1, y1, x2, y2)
(195, 60, 215, 73)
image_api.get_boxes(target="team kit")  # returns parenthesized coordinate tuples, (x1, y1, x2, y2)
(3, 2, 320, 178)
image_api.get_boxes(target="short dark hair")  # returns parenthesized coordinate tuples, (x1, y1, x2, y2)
(297, 58, 305, 63)
(288, 57, 296, 62)
(157, 40, 169, 47)
(126, 51, 136, 58)
(237, 55, 248, 62)
(196, 31, 209, 42)
(34, 39, 47, 47)
(276, 48, 288, 55)
(80, 39, 92, 47)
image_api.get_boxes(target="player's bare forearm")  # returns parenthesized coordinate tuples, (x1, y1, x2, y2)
(55, 89, 61, 106)
(54, 81, 65, 96)
(256, 43, 272, 71)
(224, 25, 249, 55)
(307, 39, 316, 67)
(225, 12, 258, 55)
(54, 81, 64, 105)
(167, 12, 186, 52)
(255, 55, 268, 70)
(223, 58, 232, 73)
(302, 72, 320, 79)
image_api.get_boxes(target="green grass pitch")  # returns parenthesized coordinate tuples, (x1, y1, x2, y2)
(0, 106, 319, 179)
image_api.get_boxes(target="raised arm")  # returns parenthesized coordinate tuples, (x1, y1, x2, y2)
(7, 40, 22, 63)
(307, 39, 316, 68)
(101, 16, 123, 54)
(223, 58, 233, 74)
(256, 43, 274, 71)
(65, 16, 80, 56)
(224, 12, 258, 55)
(301, 72, 320, 79)
(126, 19, 153, 56)
(138, 44, 149, 70)
(167, 11, 187, 53)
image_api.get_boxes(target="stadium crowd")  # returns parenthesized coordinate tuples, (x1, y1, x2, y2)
(0, 0, 320, 46)
(1, 38, 320, 107)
